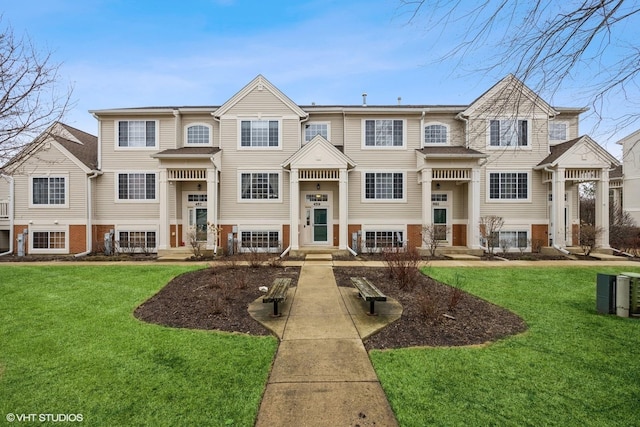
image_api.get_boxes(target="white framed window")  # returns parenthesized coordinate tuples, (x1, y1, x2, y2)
(424, 123, 449, 145)
(239, 230, 280, 253)
(488, 230, 529, 250)
(489, 119, 528, 147)
(363, 230, 404, 252)
(117, 173, 157, 201)
(185, 124, 212, 145)
(304, 122, 330, 143)
(117, 231, 157, 253)
(239, 171, 281, 201)
(30, 226, 68, 254)
(363, 119, 404, 148)
(363, 172, 405, 201)
(549, 121, 568, 141)
(30, 176, 67, 207)
(488, 171, 529, 201)
(239, 119, 280, 148)
(117, 120, 157, 148)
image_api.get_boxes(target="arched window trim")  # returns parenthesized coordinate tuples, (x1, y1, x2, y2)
(423, 122, 450, 146)
(184, 123, 213, 146)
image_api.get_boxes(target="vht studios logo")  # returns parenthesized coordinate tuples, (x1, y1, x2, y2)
(6, 413, 84, 423)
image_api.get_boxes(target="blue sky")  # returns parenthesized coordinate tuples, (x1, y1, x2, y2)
(3, 0, 637, 158)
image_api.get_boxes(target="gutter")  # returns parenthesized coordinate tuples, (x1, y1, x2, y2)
(74, 170, 102, 258)
(0, 173, 14, 257)
(455, 113, 470, 148)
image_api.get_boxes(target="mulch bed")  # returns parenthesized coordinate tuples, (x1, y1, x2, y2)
(135, 264, 528, 350)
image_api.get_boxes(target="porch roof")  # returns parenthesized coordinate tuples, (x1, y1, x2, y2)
(152, 147, 221, 159)
(416, 146, 487, 159)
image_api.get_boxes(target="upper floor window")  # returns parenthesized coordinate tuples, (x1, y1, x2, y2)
(488, 172, 528, 200)
(549, 122, 568, 141)
(364, 172, 404, 200)
(489, 119, 528, 147)
(118, 120, 156, 148)
(240, 120, 279, 148)
(32, 176, 66, 206)
(186, 124, 211, 145)
(118, 173, 156, 201)
(304, 122, 330, 143)
(240, 172, 280, 200)
(364, 119, 404, 147)
(424, 123, 448, 145)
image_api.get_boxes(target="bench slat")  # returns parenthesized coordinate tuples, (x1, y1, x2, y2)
(350, 277, 387, 316)
(262, 277, 291, 317)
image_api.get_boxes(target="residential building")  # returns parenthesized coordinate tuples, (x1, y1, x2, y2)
(0, 75, 620, 256)
(617, 130, 640, 224)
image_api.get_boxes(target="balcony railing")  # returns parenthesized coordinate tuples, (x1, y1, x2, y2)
(0, 200, 8, 219)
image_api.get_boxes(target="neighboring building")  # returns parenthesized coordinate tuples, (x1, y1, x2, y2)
(0, 75, 620, 256)
(617, 130, 640, 224)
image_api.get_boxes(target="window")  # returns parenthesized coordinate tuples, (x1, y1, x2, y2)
(489, 172, 528, 200)
(364, 119, 403, 147)
(118, 173, 156, 200)
(431, 194, 448, 202)
(118, 231, 157, 251)
(240, 120, 279, 147)
(118, 121, 156, 148)
(549, 122, 568, 141)
(186, 124, 210, 144)
(240, 231, 280, 252)
(32, 177, 65, 205)
(489, 119, 528, 146)
(364, 231, 404, 251)
(33, 231, 65, 249)
(489, 231, 528, 249)
(424, 123, 448, 145)
(187, 194, 208, 202)
(364, 172, 403, 200)
(304, 122, 329, 142)
(240, 172, 279, 200)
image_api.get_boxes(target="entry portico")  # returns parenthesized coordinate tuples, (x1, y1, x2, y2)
(282, 135, 356, 251)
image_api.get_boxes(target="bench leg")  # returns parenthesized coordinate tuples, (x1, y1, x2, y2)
(368, 300, 376, 316)
(272, 301, 280, 317)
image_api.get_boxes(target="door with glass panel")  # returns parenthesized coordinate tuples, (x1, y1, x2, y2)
(433, 207, 448, 241)
(313, 208, 328, 243)
(188, 207, 208, 241)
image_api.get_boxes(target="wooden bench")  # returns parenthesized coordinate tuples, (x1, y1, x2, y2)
(350, 277, 387, 315)
(262, 277, 292, 317)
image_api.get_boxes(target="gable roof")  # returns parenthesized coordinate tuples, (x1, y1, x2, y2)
(2, 122, 97, 173)
(461, 74, 558, 118)
(282, 135, 356, 170)
(536, 135, 619, 168)
(214, 75, 307, 118)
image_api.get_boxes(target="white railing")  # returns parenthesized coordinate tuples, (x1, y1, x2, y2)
(168, 169, 207, 181)
(565, 169, 600, 181)
(299, 169, 339, 181)
(432, 169, 470, 181)
(0, 200, 8, 219)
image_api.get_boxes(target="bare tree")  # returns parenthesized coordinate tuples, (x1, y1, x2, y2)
(479, 215, 504, 256)
(399, 1, 640, 132)
(422, 223, 450, 257)
(0, 18, 72, 163)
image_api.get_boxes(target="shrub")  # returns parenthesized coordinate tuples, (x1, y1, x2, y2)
(382, 245, 421, 291)
(421, 224, 450, 257)
(479, 215, 504, 256)
(579, 223, 604, 256)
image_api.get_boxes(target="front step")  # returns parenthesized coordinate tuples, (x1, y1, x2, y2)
(157, 248, 213, 261)
(291, 247, 350, 257)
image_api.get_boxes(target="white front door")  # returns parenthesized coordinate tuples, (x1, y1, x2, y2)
(301, 192, 332, 246)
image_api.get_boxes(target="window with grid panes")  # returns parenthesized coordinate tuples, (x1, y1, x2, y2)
(186, 125, 210, 144)
(240, 172, 279, 199)
(364, 119, 403, 147)
(304, 122, 329, 142)
(118, 173, 156, 200)
(489, 172, 528, 199)
(240, 120, 279, 147)
(32, 177, 65, 205)
(489, 119, 528, 146)
(424, 124, 448, 144)
(364, 172, 403, 200)
(240, 231, 279, 249)
(118, 121, 156, 147)
(33, 231, 65, 249)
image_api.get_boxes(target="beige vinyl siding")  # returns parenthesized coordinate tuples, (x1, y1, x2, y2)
(422, 114, 466, 147)
(223, 87, 300, 117)
(305, 113, 345, 145)
(12, 145, 87, 223)
(93, 172, 159, 222)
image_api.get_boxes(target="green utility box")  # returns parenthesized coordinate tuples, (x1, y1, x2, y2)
(621, 272, 640, 317)
(596, 273, 616, 314)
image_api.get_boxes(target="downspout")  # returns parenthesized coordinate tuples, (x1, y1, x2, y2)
(455, 113, 470, 148)
(0, 173, 14, 256)
(75, 170, 102, 258)
(211, 113, 222, 255)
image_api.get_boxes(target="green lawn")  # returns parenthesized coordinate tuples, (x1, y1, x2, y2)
(0, 265, 278, 426)
(371, 266, 640, 427)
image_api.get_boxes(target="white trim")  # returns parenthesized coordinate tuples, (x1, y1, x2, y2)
(361, 118, 407, 150)
(361, 225, 407, 252)
(113, 119, 159, 150)
(184, 122, 213, 146)
(114, 171, 159, 204)
(237, 117, 283, 150)
(29, 224, 69, 254)
(237, 227, 281, 253)
(361, 170, 407, 203)
(28, 174, 69, 209)
(114, 227, 159, 253)
(237, 169, 283, 203)
(486, 118, 532, 150)
(302, 121, 331, 144)
(423, 122, 450, 146)
(485, 170, 532, 203)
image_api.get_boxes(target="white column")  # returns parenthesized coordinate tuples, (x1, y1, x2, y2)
(467, 168, 481, 249)
(554, 168, 566, 247)
(206, 167, 217, 250)
(421, 168, 433, 229)
(158, 170, 169, 250)
(595, 168, 610, 249)
(338, 168, 348, 250)
(290, 169, 300, 250)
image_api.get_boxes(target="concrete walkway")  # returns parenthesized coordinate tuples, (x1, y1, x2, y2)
(253, 257, 399, 427)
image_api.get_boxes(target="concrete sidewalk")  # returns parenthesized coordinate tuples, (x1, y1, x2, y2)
(253, 258, 399, 427)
